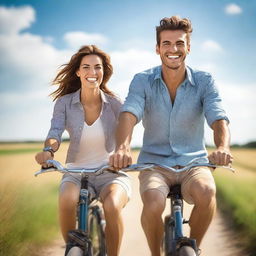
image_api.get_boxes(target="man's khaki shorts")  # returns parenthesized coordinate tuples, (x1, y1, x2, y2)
(60, 171, 132, 200)
(138, 166, 215, 204)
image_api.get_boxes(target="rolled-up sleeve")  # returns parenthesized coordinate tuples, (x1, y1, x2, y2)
(121, 74, 146, 123)
(46, 97, 66, 143)
(203, 74, 229, 127)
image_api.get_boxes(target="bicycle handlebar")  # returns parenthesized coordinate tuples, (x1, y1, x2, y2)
(121, 162, 235, 173)
(34, 160, 234, 177)
(34, 159, 110, 177)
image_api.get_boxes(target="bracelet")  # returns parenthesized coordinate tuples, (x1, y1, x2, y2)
(43, 146, 55, 157)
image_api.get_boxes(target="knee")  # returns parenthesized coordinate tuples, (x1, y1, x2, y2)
(103, 196, 122, 217)
(191, 182, 216, 207)
(59, 195, 78, 213)
(144, 201, 165, 218)
(59, 185, 79, 212)
(142, 191, 166, 218)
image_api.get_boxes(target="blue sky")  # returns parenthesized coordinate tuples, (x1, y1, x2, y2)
(0, 0, 255, 145)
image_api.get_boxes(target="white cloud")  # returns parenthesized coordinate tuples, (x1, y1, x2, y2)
(202, 40, 223, 52)
(0, 6, 73, 92)
(0, 5, 72, 140)
(0, 6, 35, 34)
(64, 31, 108, 49)
(0, 33, 71, 90)
(225, 3, 242, 15)
(211, 82, 256, 144)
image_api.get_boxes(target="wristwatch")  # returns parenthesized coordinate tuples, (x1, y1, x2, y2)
(43, 146, 55, 157)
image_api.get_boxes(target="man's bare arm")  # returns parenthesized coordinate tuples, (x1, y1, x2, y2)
(208, 119, 233, 165)
(109, 112, 137, 169)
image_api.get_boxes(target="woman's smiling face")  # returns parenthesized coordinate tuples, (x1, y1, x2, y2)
(76, 54, 104, 89)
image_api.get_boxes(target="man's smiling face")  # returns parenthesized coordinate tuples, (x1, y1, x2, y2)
(156, 30, 190, 70)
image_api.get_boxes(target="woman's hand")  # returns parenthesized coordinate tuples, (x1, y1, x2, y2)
(35, 151, 54, 168)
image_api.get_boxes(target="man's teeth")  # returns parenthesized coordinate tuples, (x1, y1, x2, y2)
(87, 78, 97, 82)
(167, 55, 179, 59)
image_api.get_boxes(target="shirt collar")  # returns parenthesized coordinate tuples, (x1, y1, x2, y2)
(153, 66, 162, 81)
(185, 66, 196, 86)
(153, 65, 196, 87)
(71, 88, 109, 104)
(100, 90, 110, 104)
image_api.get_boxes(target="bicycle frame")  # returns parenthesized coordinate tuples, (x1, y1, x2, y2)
(165, 185, 197, 256)
(170, 185, 184, 240)
(79, 175, 90, 231)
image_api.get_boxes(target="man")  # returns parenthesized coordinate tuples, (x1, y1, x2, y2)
(109, 16, 233, 256)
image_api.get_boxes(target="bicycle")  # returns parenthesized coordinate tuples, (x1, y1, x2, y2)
(121, 162, 235, 256)
(35, 159, 112, 256)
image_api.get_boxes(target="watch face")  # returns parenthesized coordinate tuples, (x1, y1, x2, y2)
(43, 146, 52, 151)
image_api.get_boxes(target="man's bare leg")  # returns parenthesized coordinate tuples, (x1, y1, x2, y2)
(189, 178, 216, 246)
(141, 190, 166, 256)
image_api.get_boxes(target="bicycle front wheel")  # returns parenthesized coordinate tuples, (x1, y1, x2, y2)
(163, 215, 175, 256)
(178, 245, 197, 256)
(88, 205, 106, 256)
(66, 246, 83, 256)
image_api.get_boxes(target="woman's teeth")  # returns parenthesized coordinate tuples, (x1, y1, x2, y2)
(86, 78, 97, 82)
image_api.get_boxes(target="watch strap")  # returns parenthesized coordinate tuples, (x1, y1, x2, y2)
(43, 146, 55, 157)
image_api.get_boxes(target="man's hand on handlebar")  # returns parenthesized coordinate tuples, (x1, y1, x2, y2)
(109, 147, 133, 171)
(208, 147, 233, 166)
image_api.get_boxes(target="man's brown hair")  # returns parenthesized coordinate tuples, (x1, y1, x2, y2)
(156, 16, 193, 45)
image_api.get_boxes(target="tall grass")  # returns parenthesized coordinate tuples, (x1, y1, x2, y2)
(0, 183, 59, 256)
(0, 143, 65, 256)
(0, 148, 41, 155)
(214, 161, 256, 255)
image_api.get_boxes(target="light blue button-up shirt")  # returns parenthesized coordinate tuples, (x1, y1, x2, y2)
(122, 65, 229, 167)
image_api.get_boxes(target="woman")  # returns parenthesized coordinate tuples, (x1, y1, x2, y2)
(35, 45, 131, 256)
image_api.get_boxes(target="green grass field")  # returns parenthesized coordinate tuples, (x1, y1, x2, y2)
(0, 143, 63, 256)
(213, 149, 256, 254)
(0, 184, 59, 256)
(0, 144, 255, 255)
(0, 148, 41, 155)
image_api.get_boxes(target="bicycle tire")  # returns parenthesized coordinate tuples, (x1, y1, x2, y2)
(88, 205, 106, 256)
(178, 245, 197, 256)
(66, 246, 84, 256)
(163, 215, 175, 256)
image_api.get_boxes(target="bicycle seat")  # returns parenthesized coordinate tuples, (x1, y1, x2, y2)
(167, 184, 182, 199)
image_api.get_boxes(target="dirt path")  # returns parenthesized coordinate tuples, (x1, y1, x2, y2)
(39, 172, 242, 256)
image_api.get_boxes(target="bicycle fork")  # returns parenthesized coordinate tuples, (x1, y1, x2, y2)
(65, 177, 92, 255)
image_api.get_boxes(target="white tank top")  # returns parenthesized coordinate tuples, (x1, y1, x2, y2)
(66, 117, 111, 169)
